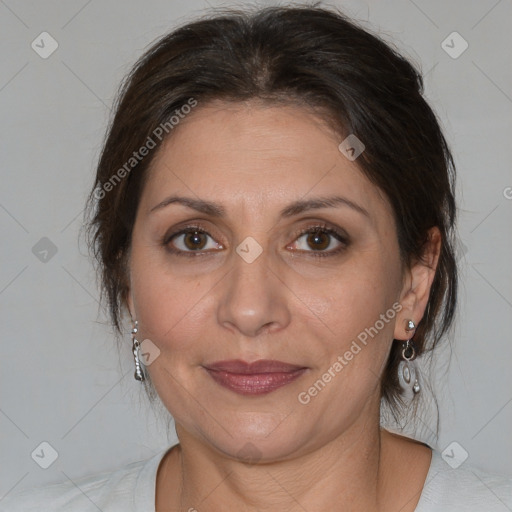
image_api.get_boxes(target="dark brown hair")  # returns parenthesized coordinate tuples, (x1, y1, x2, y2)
(84, 3, 457, 424)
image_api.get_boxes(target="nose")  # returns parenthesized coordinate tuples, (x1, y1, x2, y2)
(216, 242, 291, 338)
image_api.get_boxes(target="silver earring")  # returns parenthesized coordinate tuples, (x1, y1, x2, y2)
(398, 320, 420, 398)
(131, 320, 145, 382)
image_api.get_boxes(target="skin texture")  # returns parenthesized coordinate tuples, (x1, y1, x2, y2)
(126, 100, 440, 511)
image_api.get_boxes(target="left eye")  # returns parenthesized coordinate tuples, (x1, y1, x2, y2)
(290, 227, 347, 255)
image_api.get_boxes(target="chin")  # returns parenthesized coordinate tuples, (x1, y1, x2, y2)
(217, 435, 305, 464)
(189, 413, 311, 464)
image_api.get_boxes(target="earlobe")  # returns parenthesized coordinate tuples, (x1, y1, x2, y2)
(394, 227, 442, 340)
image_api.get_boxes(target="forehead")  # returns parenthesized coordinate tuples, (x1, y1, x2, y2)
(140, 101, 391, 223)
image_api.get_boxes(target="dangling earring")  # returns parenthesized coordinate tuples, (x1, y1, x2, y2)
(397, 319, 420, 398)
(131, 320, 145, 382)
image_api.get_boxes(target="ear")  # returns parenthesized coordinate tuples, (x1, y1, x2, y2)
(394, 227, 442, 340)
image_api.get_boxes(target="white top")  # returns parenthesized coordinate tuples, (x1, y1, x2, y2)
(1, 445, 511, 511)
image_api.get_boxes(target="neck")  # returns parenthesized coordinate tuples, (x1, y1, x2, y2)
(165, 412, 400, 511)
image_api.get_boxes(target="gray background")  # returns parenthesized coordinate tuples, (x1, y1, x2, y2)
(1, 0, 511, 498)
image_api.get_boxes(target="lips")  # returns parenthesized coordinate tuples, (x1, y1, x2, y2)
(204, 359, 306, 374)
(203, 359, 308, 396)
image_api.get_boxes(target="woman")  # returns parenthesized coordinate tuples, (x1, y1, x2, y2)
(2, 4, 510, 511)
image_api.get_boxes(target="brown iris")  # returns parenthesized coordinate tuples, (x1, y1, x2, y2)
(183, 230, 207, 250)
(306, 229, 330, 251)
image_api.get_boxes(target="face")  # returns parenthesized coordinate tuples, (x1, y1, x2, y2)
(127, 100, 412, 461)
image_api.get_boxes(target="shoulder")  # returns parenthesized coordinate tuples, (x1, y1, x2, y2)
(0, 448, 170, 512)
(416, 449, 512, 512)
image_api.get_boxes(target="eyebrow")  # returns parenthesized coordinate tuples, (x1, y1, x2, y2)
(149, 194, 370, 219)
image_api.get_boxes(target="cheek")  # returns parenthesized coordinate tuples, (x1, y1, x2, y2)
(314, 248, 401, 337)
(297, 255, 401, 403)
(129, 245, 196, 343)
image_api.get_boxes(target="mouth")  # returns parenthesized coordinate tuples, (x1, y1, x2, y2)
(202, 359, 309, 396)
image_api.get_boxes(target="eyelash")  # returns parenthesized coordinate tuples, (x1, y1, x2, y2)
(162, 222, 349, 259)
